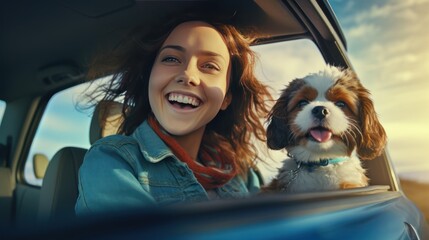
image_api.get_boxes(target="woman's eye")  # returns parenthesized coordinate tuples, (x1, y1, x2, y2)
(297, 100, 309, 108)
(335, 101, 347, 108)
(201, 63, 220, 71)
(161, 56, 180, 63)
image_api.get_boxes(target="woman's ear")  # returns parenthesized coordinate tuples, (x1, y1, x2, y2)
(220, 92, 232, 110)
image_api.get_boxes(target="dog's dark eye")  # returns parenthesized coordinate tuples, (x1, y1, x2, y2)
(335, 101, 347, 108)
(297, 100, 309, 108)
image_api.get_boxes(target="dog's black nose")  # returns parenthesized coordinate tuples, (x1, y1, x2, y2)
(312, 106, 330, 120)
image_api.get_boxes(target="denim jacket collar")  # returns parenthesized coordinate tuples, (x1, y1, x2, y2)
(131, 120, 176, 163)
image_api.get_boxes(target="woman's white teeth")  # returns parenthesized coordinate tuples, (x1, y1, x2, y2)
(168, 93, 200, 107)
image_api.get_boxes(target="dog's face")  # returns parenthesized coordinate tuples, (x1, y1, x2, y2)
(267, 66, 386, 162)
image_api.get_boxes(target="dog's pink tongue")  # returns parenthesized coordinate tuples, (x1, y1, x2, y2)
(310, 129, 332, 142)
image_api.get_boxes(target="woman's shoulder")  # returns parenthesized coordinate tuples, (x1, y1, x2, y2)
(83, 134, 144, 171)
(88, 134, 143, 161)
(91, 134, 138, 148)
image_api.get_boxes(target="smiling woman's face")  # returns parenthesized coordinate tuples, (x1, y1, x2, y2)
(148, 21, 231, 137)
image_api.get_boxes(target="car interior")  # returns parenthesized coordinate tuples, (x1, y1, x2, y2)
(38, 100, 123, 223)
(0, 0, 408, 236)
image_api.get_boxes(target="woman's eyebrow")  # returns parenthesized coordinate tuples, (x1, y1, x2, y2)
(160, 45, 185, 52)
(160, 45, 225, 59)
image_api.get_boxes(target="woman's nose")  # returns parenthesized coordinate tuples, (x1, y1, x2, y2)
(176, 61, 200, 86)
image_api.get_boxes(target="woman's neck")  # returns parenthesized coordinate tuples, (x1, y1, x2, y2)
(171, 126, 205, 161)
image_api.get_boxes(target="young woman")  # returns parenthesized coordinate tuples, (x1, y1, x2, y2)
(75, 17, 272, 215)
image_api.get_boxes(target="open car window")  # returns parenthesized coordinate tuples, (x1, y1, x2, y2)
(23, 83, 93, 186)
(22, 38, 393, 193)
(252, 39, 326, 183)
(22, 39, 326, 187)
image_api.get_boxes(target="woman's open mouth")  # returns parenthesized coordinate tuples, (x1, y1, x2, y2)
(167, 92, 201, 110)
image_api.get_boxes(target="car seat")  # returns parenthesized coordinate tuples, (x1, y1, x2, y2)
(38, 101, 123, 223)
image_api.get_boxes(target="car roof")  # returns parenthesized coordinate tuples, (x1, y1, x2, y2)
(0, 0, 345, 102)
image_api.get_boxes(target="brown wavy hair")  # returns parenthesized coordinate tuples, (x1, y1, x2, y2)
(84, 16, 273, 176)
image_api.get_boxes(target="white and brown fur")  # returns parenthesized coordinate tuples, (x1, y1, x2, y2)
(265, 66, 386, 193)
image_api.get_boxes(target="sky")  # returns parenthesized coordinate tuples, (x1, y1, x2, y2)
(329, 0, 429, 182)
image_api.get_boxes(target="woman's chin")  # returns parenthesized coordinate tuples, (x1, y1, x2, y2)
(161, 122, 205, 138)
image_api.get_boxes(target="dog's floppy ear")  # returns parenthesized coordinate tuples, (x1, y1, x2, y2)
(267, 79, 305, 150)
(355, 81, 387, 160)
(267, 114, 290, 150)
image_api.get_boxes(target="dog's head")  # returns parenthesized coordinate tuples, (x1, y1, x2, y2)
(267, 66, 386, 162)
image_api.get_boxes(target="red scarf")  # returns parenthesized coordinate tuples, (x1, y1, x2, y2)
(148, 116, 237, 190)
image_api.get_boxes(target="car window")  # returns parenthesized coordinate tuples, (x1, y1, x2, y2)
(252, 39, 326, 183)
(22, 39, 325, 187)
(0, 100, 5, 125)
(23, 83, 95, 186)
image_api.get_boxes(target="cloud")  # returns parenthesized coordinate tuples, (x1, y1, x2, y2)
(336, 0, 429, 175)
(382, 122, 429, 172)
(253, 39, 326, 97)
(398, 8, 419, 20)
(355, 4, 394, 22)
(38, 110, 92, 137)
(346, 0, 429, 24)
(347, 23, 377, 38)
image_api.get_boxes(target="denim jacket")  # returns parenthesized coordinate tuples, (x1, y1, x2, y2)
(75, 121, 261, 215)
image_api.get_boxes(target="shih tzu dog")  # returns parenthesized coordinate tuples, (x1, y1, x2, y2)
(265, 65, 386, 193)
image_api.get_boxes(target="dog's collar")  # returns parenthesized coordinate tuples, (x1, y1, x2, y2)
(279, 157, 349, 191)
(295, 157, 349, 168)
